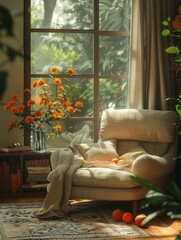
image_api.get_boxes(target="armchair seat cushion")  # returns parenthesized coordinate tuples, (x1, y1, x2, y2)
(72, 167, 140, 189)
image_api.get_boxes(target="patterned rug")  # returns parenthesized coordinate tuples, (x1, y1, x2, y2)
(0, 201, 149, 240)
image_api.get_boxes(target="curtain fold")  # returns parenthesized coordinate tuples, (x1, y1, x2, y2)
(128, 0, 174, 110)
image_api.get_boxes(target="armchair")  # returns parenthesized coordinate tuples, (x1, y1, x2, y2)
(50, 109, 178, 215)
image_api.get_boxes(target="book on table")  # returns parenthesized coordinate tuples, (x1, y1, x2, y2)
(0, 146, 31, 152)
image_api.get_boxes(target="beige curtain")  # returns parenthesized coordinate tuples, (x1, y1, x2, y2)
(128, 0, 174, 110)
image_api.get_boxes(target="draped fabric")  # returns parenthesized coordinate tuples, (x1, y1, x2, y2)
(128, 0, 175, 110)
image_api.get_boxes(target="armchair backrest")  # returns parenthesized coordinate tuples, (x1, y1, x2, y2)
(99, 109, 178, 156)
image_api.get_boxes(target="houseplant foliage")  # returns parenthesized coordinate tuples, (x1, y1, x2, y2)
(0, 66, 83, 150)
(161, 13, 181, 77)
(162, 6, 181, 134)
(130, 176, 181, 224)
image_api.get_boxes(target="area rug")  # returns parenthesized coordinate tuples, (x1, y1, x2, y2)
(0, 201, 149, 240)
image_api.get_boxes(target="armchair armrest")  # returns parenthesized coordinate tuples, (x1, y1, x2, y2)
(132, 152, 176, 180)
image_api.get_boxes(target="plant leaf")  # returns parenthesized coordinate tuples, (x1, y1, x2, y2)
(141, 209, 166, 226)
(130, 175, 163, 193)
(162, 20, 169, 26)
(162, 29, 170, 36)
(165, 46, 179, 54)
(166, 180, 181, 201)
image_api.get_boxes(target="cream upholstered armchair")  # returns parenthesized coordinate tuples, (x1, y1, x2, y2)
(51, 109, 178, 213)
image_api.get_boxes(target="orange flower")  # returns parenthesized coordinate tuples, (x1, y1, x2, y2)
(52, 110, 63, 118)
(8, 101, 16, 107)
(62, 102, 68, 109)
(50, 66, 59, 74)
(46, 102, 53, 108)
(27, 99, 35, 106)
(7, 121, 15, 129)
(4, 104, 10, 111)
(53, 125, 62, 133)
(32, 81, 38, 88)
(54, 78, 61, 84)
(53, 100, 61, 105)
(18, 104, 25, 112)
(24, 88, 31, 93)
(10, 106, 17, 113)
(67, 68, 74, 76)
(11, 94, 18, 100)
(41, 93, 48, 100)
(58, 86, 65, 91)
(65, 99, 72, 105)
(37, 79, 45, 86)
(75, 101, 83, 108)
(38, 98, 45, 105)
(68, 106, 75, 113)
(25, 115, 34, 123)
(34, 110, 43, 117)
(172, 18, 181, 29)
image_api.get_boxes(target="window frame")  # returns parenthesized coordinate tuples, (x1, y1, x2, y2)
(24, 0, 131, 145)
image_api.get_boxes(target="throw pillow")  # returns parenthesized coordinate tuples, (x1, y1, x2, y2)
(74, 140, 119, 161)
(119, 145, 146, 161)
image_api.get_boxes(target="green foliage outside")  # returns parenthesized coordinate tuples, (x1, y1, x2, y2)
(30, 0, 132, 117)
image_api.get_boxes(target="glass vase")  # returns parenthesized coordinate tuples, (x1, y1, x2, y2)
(32, 129, 47, 152)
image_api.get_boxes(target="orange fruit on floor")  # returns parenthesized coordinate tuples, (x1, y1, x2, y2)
(112, 209, 124, 221)
(111, 158, 119, 164)
(134, 213, 147, 227)
(122, 212, 133, 223)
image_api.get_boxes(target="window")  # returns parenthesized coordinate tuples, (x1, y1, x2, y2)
(24, 0, 132, 146)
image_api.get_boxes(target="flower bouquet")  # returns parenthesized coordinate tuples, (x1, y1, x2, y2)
(0, 66, 83, 151)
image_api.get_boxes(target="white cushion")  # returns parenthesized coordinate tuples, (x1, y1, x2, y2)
(74, 140, 119, 161)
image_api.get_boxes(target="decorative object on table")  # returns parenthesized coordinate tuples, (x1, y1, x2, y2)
(0, 144, 31, 152)
(0, 201, 149, 240)
(0, 66, 83, 152)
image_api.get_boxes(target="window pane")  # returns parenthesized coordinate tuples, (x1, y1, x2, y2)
(99, 36, 131, 76)
(99, 0, 132, 31)
(45, 121, 94, 148)
(31, 33, 94, 74)
(31, 0, 94, 30)
(99, 78, 127, 112)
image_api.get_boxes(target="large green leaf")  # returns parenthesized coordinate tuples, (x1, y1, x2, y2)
(167, 180, 181, 201)
(141, 209, 166, 226)
(130, 176, 163, 193)
(176, 104, 181, 119)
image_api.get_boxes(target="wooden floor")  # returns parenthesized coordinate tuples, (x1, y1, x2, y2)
(0, 194, 181, 240)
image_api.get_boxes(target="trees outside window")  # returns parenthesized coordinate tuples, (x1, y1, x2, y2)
(24, 0, 132, 145)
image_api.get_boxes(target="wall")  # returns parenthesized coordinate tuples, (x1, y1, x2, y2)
(0, 0, 24, 147)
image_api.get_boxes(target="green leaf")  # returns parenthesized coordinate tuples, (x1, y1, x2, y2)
(141, 209, 166, 226)
(162, 29, 170, 36)
(162, 20, 169, 26)
(167, 180, 181, 201)
(130, 175, 163, 193)
(165, 46, 179, 54)
(176, 104, 181, 119)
